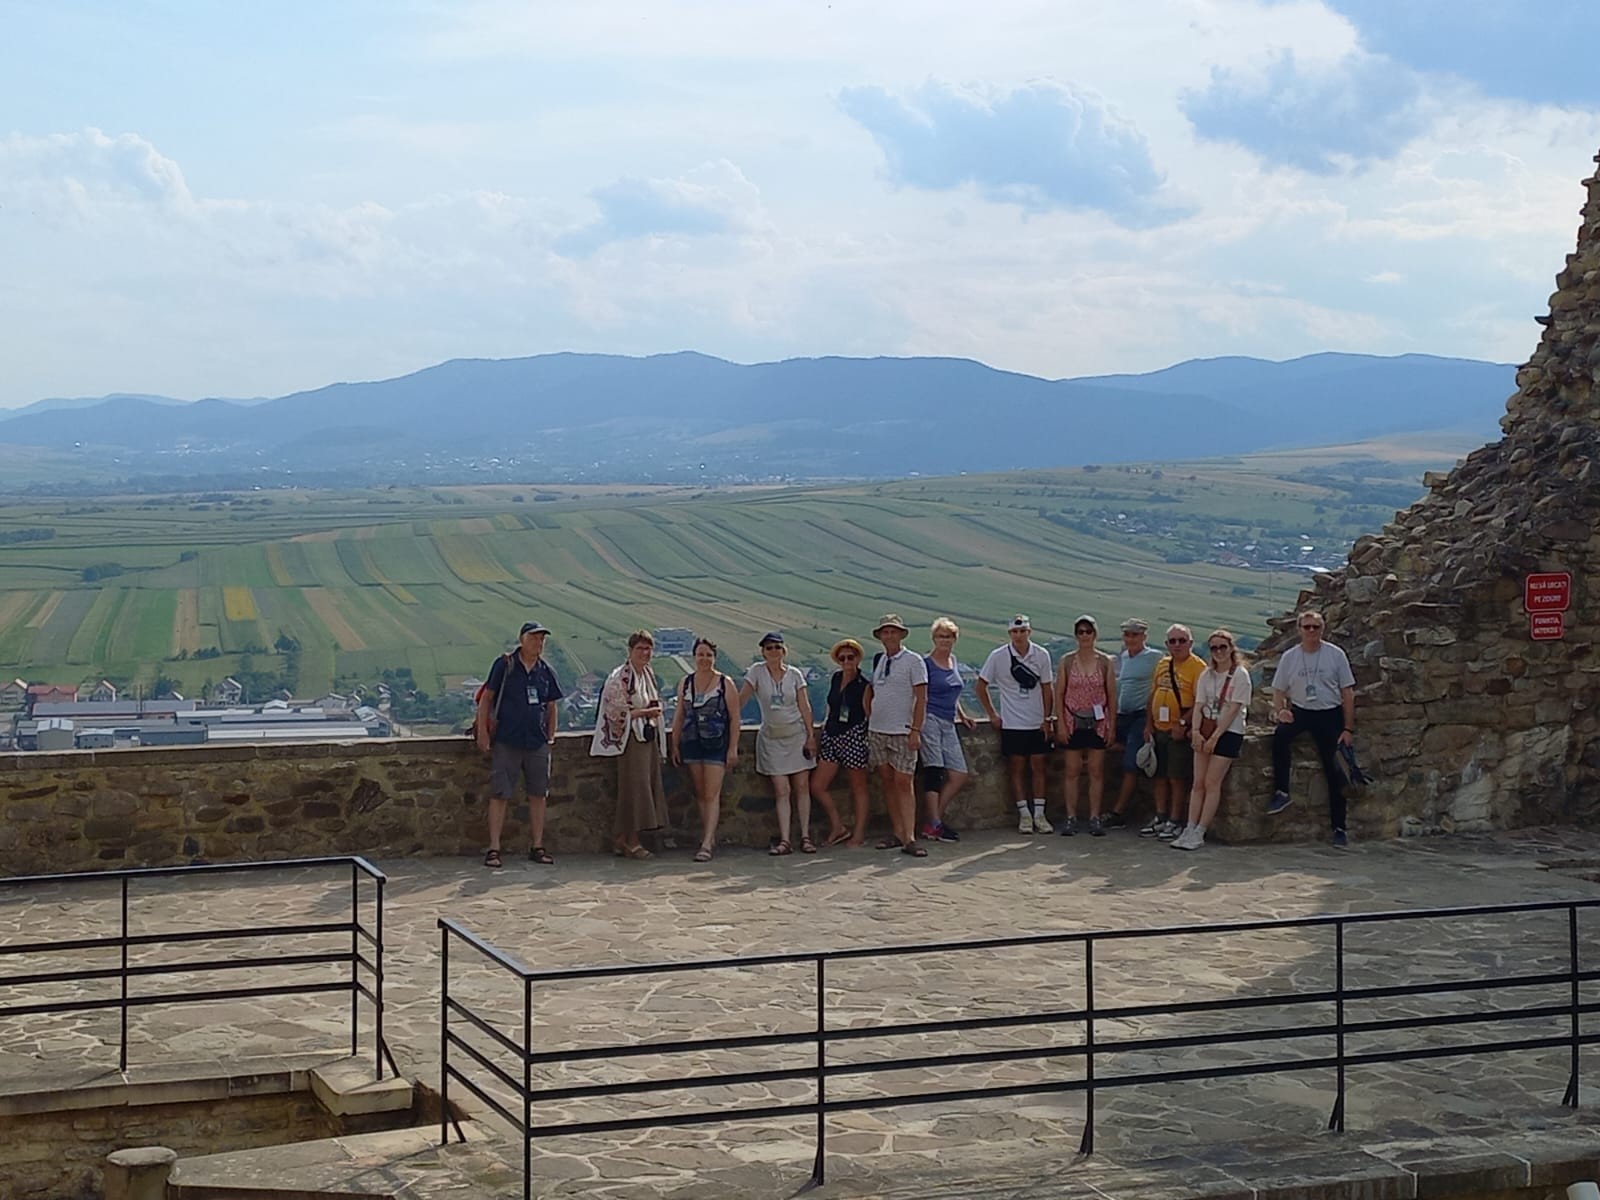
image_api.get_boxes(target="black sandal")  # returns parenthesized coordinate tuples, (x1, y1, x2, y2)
(528, 847, 553, 865)
(484, 849, 503, 869)
(901, 842, 928, 858)
(875, 836, 903, 851)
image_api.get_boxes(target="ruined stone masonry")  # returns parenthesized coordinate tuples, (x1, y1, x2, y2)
(1255, 149, 1600, 836)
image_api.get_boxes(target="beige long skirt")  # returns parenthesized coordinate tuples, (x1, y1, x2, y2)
(615, 734, 668, 838)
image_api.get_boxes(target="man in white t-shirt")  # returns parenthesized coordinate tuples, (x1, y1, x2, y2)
(1265, 609, 1357, 846)
(866, 613, 929, 857)
(976, 615, 1056, 834)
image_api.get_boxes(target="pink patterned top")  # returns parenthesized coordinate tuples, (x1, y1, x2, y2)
(1062, 655, 1113, 742)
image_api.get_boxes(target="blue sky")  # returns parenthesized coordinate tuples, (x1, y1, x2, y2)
(2, 0, 1598, 406)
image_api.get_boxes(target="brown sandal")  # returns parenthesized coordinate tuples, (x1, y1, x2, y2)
(693, 846, 713, 862)
(528, 847, 553, 865)
(800, 836, 818, 854)
(484, 849, 503, 869)
(769, 840, 792, 856)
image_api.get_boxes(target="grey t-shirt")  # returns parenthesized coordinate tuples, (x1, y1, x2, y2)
(1271, 644, 1354, 711)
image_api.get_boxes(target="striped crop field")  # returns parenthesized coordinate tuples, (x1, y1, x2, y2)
(434, 535, 514, 584)
(0, 443, 1449, 695)
(172, 588, 200, 656)
(223, 586, 259, 622)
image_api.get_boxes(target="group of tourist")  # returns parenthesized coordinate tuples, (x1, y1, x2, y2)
(472, 610, 1356, 869)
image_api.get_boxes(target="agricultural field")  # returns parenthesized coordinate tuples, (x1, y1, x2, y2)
(0, 437, 1465, 698)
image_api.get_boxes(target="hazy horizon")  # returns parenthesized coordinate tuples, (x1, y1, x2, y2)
(4, 1, 1597, 408)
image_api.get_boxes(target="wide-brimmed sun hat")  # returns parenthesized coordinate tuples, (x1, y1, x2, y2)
(873, 613, 909, 636)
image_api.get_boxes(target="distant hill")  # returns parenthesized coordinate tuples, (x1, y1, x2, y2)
(0, 351, 1515, 483)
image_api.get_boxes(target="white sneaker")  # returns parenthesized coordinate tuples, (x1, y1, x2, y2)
(1177, 827, 1205, 850)
(1031, 811, 1054, 835)
(1017, 809, 1033, 834)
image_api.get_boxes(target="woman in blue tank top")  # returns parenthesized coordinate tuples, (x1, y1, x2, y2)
(920, 617, 977, 841)
(668, 637, 741, 862)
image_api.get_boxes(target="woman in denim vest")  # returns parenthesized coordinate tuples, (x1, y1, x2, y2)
(669, 637, 741, 862)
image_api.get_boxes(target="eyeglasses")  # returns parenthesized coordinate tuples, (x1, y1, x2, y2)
(1208, 643, 1229, 652)
(1166, 637, 1190, 645)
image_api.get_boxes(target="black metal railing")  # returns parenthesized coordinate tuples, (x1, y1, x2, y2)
(0, 856, 393, 1079)
(440, 899, 1600, 1199)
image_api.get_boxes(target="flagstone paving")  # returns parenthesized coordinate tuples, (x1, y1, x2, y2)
(7, 827, 1600, 1197)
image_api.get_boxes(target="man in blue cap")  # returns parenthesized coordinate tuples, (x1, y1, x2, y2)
(475, 620, 564, 868)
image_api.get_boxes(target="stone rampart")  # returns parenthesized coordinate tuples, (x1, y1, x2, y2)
(0, 726, 1369, 873)
(1255, 150, 1600, 837)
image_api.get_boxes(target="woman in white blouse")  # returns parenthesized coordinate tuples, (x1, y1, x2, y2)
(1174, 628, 1251, 851)
(591, 630, 669, 859)
(736, 631, 818, 855)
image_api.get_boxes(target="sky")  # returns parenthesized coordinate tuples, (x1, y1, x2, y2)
(3, 0, 1600, 408)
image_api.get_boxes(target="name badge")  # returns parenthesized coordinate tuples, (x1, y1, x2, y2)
(1158, 705, 1170, 723)
(1305, 683, 1320, 702)
(1092, 704, 1105, 720)
(526, 685, 540, 705)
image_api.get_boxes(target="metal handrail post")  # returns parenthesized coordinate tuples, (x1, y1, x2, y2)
(119, 876, 129, 1073)
(439, 926, 450, 1146)
(811, 954, 827, 1186)
(375, 874, 386, 1081)
(1329, 921, 1346, 1132)
(1567, 905, 1582, 1107)
(1079, 936, 1095, 1155)
(524, 975, 533, 1200)
(349, 861, 359, 1059)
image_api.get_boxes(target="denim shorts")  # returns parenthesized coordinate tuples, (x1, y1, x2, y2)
(918, 714, 967, 772)
(1116, 711, 1147, 773)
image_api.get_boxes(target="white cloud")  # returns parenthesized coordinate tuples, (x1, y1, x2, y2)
(555, 161, 765, 257)
(0, 128, 195, 222)
(839, 80, 1194, 227)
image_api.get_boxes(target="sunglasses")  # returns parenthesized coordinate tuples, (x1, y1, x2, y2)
(1208, 643, 1229, 652)
(1299, 624, 1323, 631)
(1075, 629, 1095, 636)
(1167, 637, 1190, 645)
(837, 653, 859, 661)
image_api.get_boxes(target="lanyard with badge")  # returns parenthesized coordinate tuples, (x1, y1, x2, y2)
(1303, 648, 1325, 704)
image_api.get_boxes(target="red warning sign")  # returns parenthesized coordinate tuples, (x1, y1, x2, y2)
(1524, 572, 1572, 613)
(1530, 612, 1566, 641)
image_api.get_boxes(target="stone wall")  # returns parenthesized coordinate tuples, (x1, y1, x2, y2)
(1, 1090, 337, 1200)
(1254, 149, 1600, 837)
(0, 722, 1378, 873)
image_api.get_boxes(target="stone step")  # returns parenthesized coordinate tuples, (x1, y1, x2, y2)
(168, 1125, 493, 1199)
(308, 1057, 414, 1118)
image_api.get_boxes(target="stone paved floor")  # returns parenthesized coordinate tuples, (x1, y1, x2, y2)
(7, 827, 1600, 1197)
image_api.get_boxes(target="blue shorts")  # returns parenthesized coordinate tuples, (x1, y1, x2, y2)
(919, 714, 967, 772)
(1116, 711, 1147, 774)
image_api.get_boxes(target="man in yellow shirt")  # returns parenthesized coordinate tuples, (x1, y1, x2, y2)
(1142, 624, 1206, 841)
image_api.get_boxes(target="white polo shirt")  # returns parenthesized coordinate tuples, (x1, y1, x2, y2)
(979, 641, 1053, 729)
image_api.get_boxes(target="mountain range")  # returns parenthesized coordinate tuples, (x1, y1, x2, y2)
(0, 351, 1515, 484)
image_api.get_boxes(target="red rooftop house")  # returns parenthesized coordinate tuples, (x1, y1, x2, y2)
(25, 684, 78, 714)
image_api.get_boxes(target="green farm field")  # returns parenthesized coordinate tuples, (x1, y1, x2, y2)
(0, 437, 1466, 696)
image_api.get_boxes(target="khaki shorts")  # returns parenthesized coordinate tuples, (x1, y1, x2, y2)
(1153, 729, 1193, 781)
(868, 731, 917, 775)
